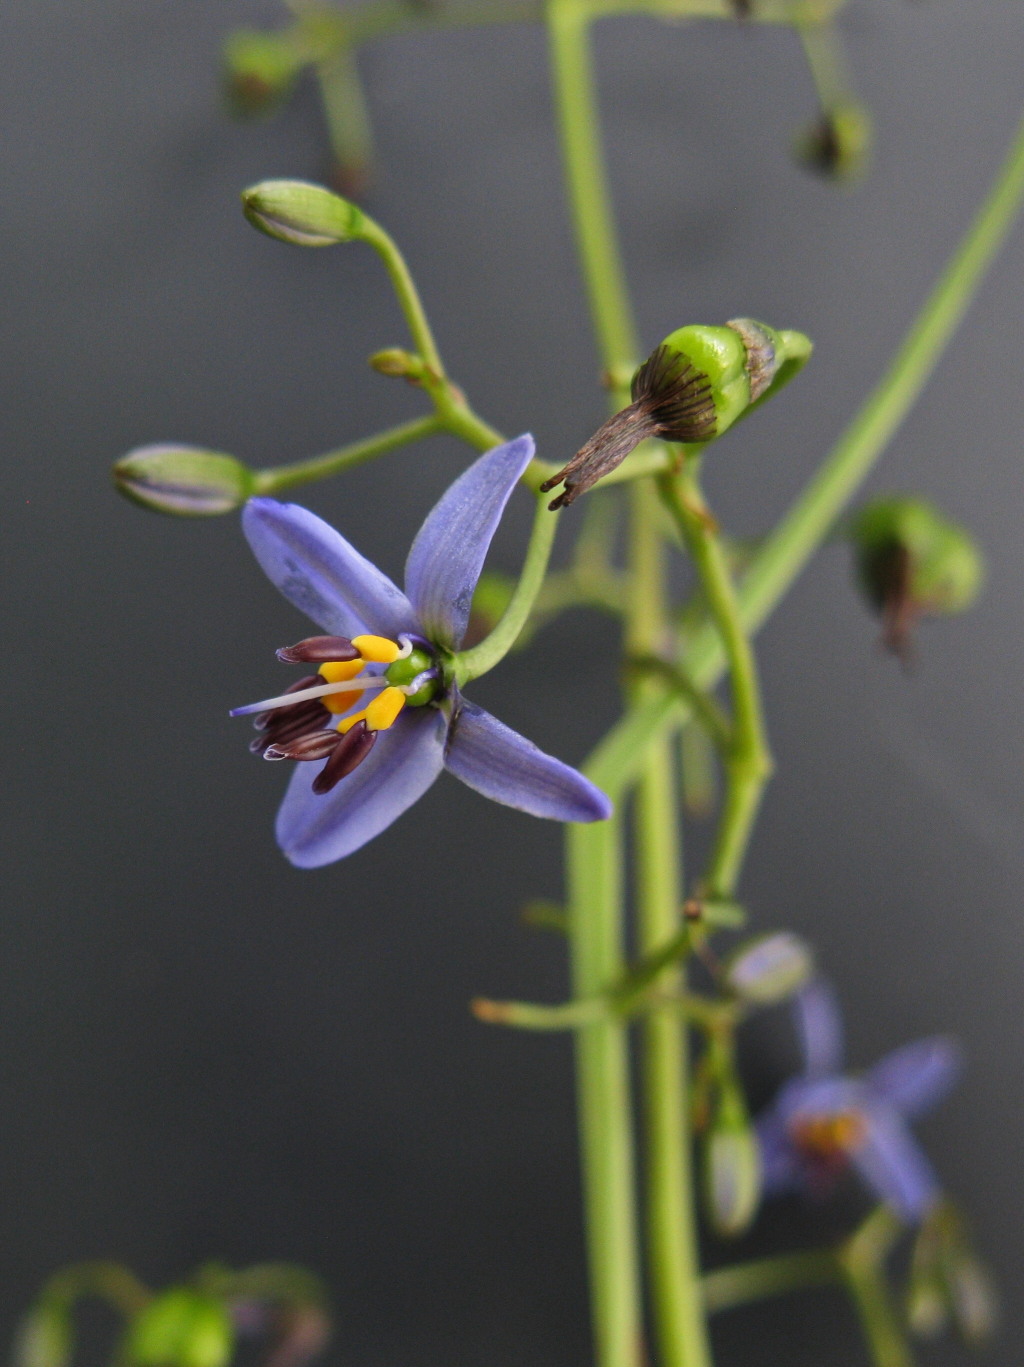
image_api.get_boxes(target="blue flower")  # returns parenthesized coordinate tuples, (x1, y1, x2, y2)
(755, 979, 962, 1223)
(232, 434, 612, 867)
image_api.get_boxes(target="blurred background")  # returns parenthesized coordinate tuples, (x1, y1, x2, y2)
(2, 1, 1023, 1363)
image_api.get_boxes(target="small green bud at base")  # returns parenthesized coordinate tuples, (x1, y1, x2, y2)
(114, 446, 255, 517)
(126, 1290, 233, 1367)
(849, 496, 983, 658)
(369, 348, 422, 380)
(222, 31, 302, 118)
(795, 103, 872, 183)
(241, 180, 365, 247)
(724, 931, 813, 1005)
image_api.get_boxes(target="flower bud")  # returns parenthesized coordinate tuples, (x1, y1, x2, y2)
(222, 31, 302, 118)
(702, 1093, 761, 1237)
(126, 1290, 233, 1367)
(13, 1303, 72, 1367)
(368, 348, 421, 379)
(114, 445, 255, 517)
(795, 103, 872, 182)
(849, 497, 983, 657)
(947, 1252, 998, 1347)
(540, 320, 811, 508)
(907, 1200, 997, 1348)
(241, 180, 366, 247)
(724, 931, 813, 1005)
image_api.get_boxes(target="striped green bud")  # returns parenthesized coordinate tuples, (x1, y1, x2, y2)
(540, 319, 812, 507)
(114, 445, 255, 517)
(242, 180, 366, 247)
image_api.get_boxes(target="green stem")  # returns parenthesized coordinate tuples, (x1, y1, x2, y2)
(797, 18, 852, 113)
(455, 493, 560, 682)
(316, 43, 375, 186)
(626, 481, 712, 1367)
(42, 1262, 152, 1316)
(659, 466, 772, 897)
(358, 219, 447, 379)
(252, 414, 442, 494)
(585, 104, 1024, 800)
(547, 0, 639, 381)
(702, 1249, 839, 1312)
(567, 814, 645, 1367)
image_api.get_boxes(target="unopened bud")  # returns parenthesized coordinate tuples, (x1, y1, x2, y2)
(13, 1303, 72, 1367)
(540, 320, 811, 508)
(724, 932, 813, 1005)
(368, 348, 420, 379)
(114, 445, 255, 516)
(849, 497, 983, 658)
(241, 180, 366, 247)
(127, 1289, 233, 1367)
(948, 1252, 997, 1346)
(703, 1112, 761, 1237)
(795, 103, 872, 182)
(222, 31, 302, 118)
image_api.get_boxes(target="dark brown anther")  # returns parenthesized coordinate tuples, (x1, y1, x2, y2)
(869, 542, 918, 669)
(312, 719, 377, 794)
(277, 636, 360, 664)
(540, 344, 714, 510)
(250, 701, 331, 753)
(265, 730, 342, 762)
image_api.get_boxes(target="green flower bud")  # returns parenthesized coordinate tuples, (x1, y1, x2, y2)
(368, 348, 421, 379)
(13, 1302, 73, 1367)
(222, 31, 302, 118)
(724, 931, 813, 1005)
(540, 319, 812, 508)
(702, 1087, 761, 1238)
(241, 180, 366, 247)
(126, 1290, 233, 1367)
(795, 103, 872, 183)
(849, 497, 983, 658)
(907, 1201, 997, 1348)
(113, 445, 255, 517)
(947, 1252, 998, 1347)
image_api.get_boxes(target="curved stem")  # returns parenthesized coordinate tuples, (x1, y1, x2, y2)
(658, 466, 772, 897)
(358, 219, 448, 380)
(454, 493, 560, 682)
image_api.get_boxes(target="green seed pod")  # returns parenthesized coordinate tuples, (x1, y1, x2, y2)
(222, 31, 302, 118)
(113, 445, 256, 517)
(241, 180, 366, 248)
(12, 1302, 73, 1367)
(849, 496, 983, 658)
(126, 1290, 233, 1367)
(795, 103, 872, 183)
(540, 320, 812, 508)
(702, 1082, 762, 1238)
(724, 931, 814, 1005)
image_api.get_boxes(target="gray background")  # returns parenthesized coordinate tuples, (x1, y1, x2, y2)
(2, 1, 1023, 1364)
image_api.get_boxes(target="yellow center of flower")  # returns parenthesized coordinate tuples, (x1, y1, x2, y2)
(318, 635, 408, 732)
(790, 1111, 866, 1158)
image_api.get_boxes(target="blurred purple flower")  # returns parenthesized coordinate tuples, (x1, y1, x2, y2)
(755, 979, 962, 1222)
(234, 434, 611, 867)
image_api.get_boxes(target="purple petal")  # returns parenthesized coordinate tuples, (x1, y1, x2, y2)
(404, 435, 535, 649)
(275, 707, 447, 867)
(755, 1109, 801, 1194)
(866, 1036, 963, 1120)
(443, 699, 612, 823)
(795, 979, 845, 1078)
(851, 1101, 941, 1222)
(244, 498, 418, 641)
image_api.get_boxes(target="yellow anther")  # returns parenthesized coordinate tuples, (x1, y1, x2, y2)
(351, 634, 401, 664)
(365, 686, 407, 732)
(319, 659, 363, 683)
(319, 658, 365, 714)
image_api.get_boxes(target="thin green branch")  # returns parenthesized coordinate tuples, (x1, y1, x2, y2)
(252, 414, 443, 494)
(454, 492, 561, 682)
(316, 43, 375, 188)
(702, 1249, 840, 1312)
